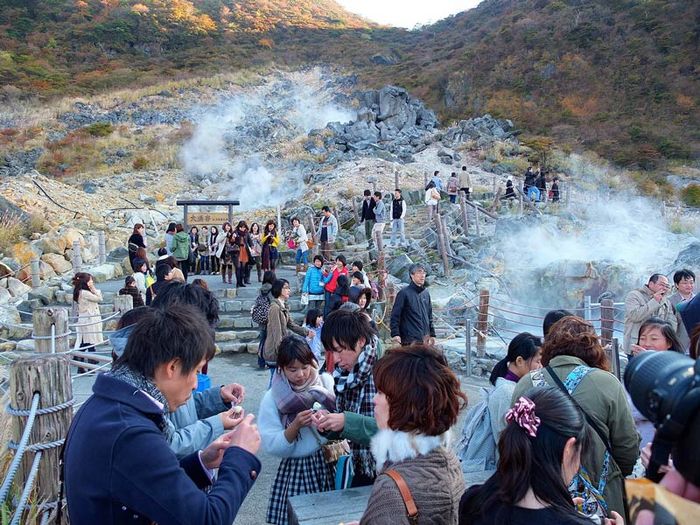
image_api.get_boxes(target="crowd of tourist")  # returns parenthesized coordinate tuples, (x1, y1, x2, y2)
(61, 186, 700, 525)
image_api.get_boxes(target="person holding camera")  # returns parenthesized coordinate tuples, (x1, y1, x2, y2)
(625, 350, 700, 523)
(512, 316, 640, 521)
(623, 274, 677, 357)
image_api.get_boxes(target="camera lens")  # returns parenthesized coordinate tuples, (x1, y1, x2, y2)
(624, 351, 695, 424)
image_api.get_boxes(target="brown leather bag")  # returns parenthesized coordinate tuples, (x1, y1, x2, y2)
(385, 469, 419, 525)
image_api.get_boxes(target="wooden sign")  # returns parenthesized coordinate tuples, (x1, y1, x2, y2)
(186, 212, 230, 226)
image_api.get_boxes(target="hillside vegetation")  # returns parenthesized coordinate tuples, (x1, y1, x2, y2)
(0, 0, 698, 169)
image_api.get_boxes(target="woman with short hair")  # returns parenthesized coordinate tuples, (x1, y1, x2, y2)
(358, 344, 467, 524)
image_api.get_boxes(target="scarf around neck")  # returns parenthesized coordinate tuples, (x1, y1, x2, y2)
(270, 366, 336, 428)
(333, 338, 378, 477)
(109, 364, 172, 440)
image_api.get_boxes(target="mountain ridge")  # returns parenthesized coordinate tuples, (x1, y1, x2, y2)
(0, 0, 698, 168)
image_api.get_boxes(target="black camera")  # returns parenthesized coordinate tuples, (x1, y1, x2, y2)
(624, 351, 700, 485)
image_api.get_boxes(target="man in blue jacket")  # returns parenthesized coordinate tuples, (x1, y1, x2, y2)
(64, 304, 261, 525)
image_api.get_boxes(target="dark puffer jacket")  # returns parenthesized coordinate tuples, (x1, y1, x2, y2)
(390, 282, 435, 344)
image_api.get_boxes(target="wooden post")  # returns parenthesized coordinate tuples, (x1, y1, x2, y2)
(98, 230, 106, 264)
(612, 338, 621, 381)
(441, 215, 453, 256)
(9, 353, 73, 501)
(113, 294, 134, 314)
(30, 258, 41, 288)
(473, 202, 481, 236)
(374, 230, 386, 301)
(519, 188, 524, 215)
(601, 298, 615, 347)
(71, 239, 82, 273)
(476, 289, 490, 357)
(394, 171, 399, 191)
(460, 191, 469, 234)
(183, 204, 189, 231)
(435, 214, 450, 277)
(584, 295, 592, 321)
(33, 307, 69, 354)
(465, 317, 472, 377)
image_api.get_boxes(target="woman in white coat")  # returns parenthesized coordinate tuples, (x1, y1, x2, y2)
(72, 272, 104, 372)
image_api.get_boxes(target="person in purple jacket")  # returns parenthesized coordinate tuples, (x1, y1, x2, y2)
(64, 304, 261, 525)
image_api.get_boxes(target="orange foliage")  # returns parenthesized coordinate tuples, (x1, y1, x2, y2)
(131, 3, 150, 15)
(675, 93, 695, 112)
(258, 38, 274, 49)
(561, 94, 600, 118)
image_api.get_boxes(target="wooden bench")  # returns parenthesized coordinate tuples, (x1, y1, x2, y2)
(288, 486, 372, 525)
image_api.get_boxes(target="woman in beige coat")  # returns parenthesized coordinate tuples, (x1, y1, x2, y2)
(354, 344, 467, 525)
(73, 272, 104, 372)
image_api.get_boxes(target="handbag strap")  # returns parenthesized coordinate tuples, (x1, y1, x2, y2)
(545, 366, 614, 454)
(385, 469, 418, 524)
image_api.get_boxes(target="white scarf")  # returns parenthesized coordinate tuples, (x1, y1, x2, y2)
(370, 428, 451, 471)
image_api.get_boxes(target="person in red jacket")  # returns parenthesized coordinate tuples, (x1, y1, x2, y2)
(322, 255, 349, 317)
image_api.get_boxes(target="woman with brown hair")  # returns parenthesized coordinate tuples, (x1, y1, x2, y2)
(72, 272, 104, 373)
(512, 315, 639, 521)
(262, 220, 280, 272)
(233, 220, 251, 288)
(127, 223, 147, 270)
(355, 344, 466, 524)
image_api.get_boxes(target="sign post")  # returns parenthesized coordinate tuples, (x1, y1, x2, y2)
(176, 200, 241, 230)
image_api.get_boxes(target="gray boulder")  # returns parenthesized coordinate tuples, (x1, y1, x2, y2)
(387, 253, 414, 283)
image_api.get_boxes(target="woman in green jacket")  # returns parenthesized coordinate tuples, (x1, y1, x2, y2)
(511, 316, 639, 521)
(171, 224, 192, 280)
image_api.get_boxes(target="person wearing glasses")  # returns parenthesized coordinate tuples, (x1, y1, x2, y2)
(623, 273, 677, 357)
(390, 264, 436, 346)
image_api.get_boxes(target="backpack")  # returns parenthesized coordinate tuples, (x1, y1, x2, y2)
(531, 366, 611, 519)
(447, 177, 459, 193)
(455, 387, 497, 476)
(251, 292, 271, 326)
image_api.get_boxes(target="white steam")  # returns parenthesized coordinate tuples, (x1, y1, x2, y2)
(179, 70, 353, 210)
(500, 153, 694, 285)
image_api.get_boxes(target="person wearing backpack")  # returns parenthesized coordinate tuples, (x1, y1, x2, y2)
(253, 271, 276, 369)
(447, 172, 459, 203)
(456, 333, 542, 478)
(263, 279, 313, 386)
(459, 386, 624, 525)
(512, 316, 639, 521)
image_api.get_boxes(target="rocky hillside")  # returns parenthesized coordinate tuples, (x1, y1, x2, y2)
(362, 0, 700, 168)
(0, 0, 698, 169)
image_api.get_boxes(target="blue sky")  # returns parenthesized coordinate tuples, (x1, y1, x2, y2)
(336, 1, 482, 28)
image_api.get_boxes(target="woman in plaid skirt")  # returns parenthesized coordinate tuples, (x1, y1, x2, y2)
(258, 335, 337, 525)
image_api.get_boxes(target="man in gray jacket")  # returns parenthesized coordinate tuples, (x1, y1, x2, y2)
(623, 273, 677, 355)
(371, 191, 387, 245)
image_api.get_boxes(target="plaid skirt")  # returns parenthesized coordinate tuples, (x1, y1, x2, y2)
(266, 448, 334, 525)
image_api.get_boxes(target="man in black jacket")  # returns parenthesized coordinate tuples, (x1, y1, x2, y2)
(390, 263, 436, 345)
(360, 189, 376, 248)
